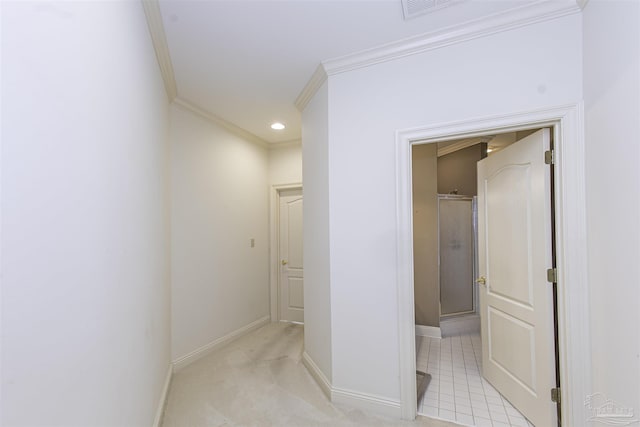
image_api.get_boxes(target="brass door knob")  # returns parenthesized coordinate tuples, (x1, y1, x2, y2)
(476, 276, 486, 286)
(281, 259, 288, 266)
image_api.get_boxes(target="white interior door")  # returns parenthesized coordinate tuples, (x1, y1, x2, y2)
(279, 189, 304, 323)
(477, 129, 557, 426)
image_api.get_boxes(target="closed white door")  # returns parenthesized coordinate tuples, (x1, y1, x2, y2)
(279, 189, 304, 323)
(477, 129, 557, 426)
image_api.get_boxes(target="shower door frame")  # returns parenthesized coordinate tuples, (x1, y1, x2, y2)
(437, 194, 478, 318)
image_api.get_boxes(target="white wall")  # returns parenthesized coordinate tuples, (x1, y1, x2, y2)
(311, 14, 583, 404)
(583, 0, 640, 418)
(2, 2, 171, 425)
(269, 143, 302, 186)
(170, 104, 269, 361)
(301, 82, 332, 381)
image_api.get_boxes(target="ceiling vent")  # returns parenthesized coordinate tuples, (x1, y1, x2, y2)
(401, 0, 466, 20)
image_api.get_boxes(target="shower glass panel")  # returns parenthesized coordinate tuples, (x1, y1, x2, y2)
(439, 196, 475, 317)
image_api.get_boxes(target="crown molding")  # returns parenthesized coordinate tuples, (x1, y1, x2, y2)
(323, 0, 582, 76)
(173, 98, 269, 149)
(294, 64, 328, 112)
(141, 0, 178, 101)
(576, 0, 589, 9)
(295, 0, 588, 111)
(437, 136, 492, 157)
(295, 0, 582, 109)
(322, 0, 582, 76)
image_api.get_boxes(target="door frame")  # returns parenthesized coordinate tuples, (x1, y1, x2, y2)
(269, 183, 303, 322)
(395, 104, 590, 425)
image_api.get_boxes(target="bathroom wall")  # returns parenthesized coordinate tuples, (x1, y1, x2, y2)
(437, 143, 486, 196)
(412, 144, 439, 328)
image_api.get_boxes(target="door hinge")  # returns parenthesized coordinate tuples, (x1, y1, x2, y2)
(551, 387, 561, 403)
(547, 268, 557, 283)
(545, 150, 554, 165)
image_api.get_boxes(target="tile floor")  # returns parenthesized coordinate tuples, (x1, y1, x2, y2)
(416, 333, 534, 427)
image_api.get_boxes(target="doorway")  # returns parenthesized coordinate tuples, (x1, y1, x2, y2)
(270, 186, 304, 323)
(279, 188, 304, 322)
(395, 105, 590, 426)
(413, 128, 557, 426)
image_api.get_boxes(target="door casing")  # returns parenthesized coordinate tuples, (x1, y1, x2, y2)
(395, 104, 590, 426)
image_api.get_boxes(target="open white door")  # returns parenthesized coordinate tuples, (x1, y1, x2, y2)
(279, 189, 304, 323)
(477, 129, 557, 426)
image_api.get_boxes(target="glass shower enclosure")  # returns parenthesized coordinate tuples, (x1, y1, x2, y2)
(438, 195, 478, 317)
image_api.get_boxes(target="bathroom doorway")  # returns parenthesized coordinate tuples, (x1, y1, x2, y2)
(414, 129, 559, 426)
(413, 137, 490, 339)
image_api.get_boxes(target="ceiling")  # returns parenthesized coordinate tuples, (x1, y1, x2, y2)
(158, 0, 538, 144)
(437, 131, 521, 156)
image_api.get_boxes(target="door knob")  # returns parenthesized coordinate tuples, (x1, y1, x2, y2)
(476, 276, 486, 286)
(281, 259, 288, 265)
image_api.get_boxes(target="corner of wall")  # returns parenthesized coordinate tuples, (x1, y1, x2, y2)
(152, 364, 173, 427)
(302, 351, 332, 399)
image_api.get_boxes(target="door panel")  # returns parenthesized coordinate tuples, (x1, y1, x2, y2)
(279, 189, 304, 323)
(286, 200, 303, 269)
(478, 129, 557, 426)
(288, 277, 304, 308)
(488, 308, 536, 391)
(485, 164, 533, 306)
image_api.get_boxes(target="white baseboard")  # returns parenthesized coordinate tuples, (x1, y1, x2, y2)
(172, 315, 270, 371)
(153, 364, 173, 427)
(302, 351, 331, 399)
(415, 324, 442, 338)
(332, 387, 402, 419)
(440, 314, 480, 337)
(302, 351, 401, 419)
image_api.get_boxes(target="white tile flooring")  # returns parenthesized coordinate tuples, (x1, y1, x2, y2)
(416, 333, 534, 427)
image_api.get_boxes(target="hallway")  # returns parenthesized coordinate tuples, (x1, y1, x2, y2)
(161, 323, 459, 427)
(3, 1, 638, 425)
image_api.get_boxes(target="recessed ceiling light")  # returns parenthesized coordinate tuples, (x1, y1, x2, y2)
(271, 122, 285, 130)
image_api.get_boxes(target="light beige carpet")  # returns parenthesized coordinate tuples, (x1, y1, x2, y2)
(162, 322, 461, 427)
